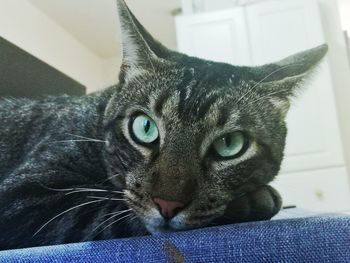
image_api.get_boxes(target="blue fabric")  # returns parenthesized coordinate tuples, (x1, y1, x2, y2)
(0, 215, 349, 262)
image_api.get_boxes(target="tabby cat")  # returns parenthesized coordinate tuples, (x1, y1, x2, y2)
(0, 0, 327, 250)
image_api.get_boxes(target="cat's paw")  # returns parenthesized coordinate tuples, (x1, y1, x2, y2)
(218, 185, 282, 224)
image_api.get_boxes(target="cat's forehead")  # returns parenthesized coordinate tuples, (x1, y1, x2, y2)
(173, 56, 244, 87)
(118, 58, 269, 136)
(120, 61, 250, 127)
(143, 71, 242, 130)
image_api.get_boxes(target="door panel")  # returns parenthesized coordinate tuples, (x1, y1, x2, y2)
(271, 167, 350, 212)
(176, 9, 252, 65)
(246, 0, 345, 172)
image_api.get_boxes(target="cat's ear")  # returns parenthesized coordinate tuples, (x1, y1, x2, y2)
(251, 44, 328, 118)
(116, 0, 171, 83)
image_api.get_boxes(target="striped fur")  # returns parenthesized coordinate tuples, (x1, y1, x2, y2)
(0, 0, 327, 249)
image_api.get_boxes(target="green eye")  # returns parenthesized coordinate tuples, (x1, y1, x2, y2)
(131, 114, 159, 144)
(213, 132, 246, 158)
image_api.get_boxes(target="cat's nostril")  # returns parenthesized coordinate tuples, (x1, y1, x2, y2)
(152, 197, 185, 220)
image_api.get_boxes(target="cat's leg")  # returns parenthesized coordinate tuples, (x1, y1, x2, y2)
(220, 185, 282, 224)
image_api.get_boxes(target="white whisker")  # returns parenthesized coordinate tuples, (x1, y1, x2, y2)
(98, 173, 123, 185)
(245, 90, 288, 106)
(65, 133, 107, 143)
(102, 210, 130, 218)
(39, 184, 124, 195)
(107, 173, 122, 180)
(33, 199, 105, 237)
(96, 213, 133, 235)
(87, 196, 125, 201)
(237, 63, 302, 104)
(53, 140, 106, 144)
(128, 215, 138, 223)
(93, 209, 132, 232)
(65, 188, 124, 196)
(39, 184, 75, 192)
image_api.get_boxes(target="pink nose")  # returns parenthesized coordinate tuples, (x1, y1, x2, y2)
(153, 198, 185, 219)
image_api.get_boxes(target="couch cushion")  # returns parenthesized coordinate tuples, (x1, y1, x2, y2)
(0, 215, 349, 262)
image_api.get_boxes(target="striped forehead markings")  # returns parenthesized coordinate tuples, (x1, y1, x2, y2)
(154, 87, 234, 129)
(154, 90, 172, 116)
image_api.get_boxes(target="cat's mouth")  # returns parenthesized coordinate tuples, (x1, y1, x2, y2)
(124, 191, 224, 233)
(140, 208, 181, 233)
(141, 207, 217, 234)
(143, 215, 190, 234)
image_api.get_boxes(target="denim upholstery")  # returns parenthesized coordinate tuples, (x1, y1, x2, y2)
(0, 213, 349, 262)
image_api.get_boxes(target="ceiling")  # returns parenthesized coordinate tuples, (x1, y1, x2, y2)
(27, 0, 350, 59)
(29, 0, 181, 58)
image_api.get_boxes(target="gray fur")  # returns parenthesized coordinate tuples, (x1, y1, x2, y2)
(0, 0, 327, 249)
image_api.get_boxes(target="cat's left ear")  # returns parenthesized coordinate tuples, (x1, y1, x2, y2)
(249, 44, 328, 118)
(116, 0, 171, 83)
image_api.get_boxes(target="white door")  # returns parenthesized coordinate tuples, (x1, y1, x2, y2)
(246, 0, 350, 211)
(175, 0, 350, 211)
(271, 167, 350, 212)
(175, 8, 252, 65)
(246, 0, 345, 173)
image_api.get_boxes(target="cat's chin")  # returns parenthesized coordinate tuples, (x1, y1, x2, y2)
(145, 223, 178, 234)
(145, 222, 198, 234)
(143, 213, 203, 234)
(143, 218, 183, 234)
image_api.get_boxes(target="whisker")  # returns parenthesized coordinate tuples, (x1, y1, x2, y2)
(96, 213, 133, 235)
(87, 196, 125, 201)
(65, 133, 107, 143)
(128, 215, 138, 224)
(241, 90, 289, 110)
(117, 213, 134, 224)
(65, 188, 124, 195)
(53, 140, 106, 144)
(33, 199, 105, 237)
(237, 63, 302, 104)
(107, 173, 122, 180)
(93, 209, 132, 232)
(38, 183, 75, 192)
(98, 173, 123, 185)
(39, 184, 124, 197)
(101, 210, 130, 218)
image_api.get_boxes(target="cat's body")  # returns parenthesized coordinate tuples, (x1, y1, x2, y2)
(0, 0, 327, 250)
(0, 90, 148, 249)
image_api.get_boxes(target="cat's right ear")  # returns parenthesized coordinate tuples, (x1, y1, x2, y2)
(116, 0, 171, 83)
(247, 44, 328, 119)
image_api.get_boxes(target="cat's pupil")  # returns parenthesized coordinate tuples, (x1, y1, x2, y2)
(144, 120, 151, 133)
(224, 135, 231, 147)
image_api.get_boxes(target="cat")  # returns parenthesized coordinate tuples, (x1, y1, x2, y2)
(0, 0, 327, 250)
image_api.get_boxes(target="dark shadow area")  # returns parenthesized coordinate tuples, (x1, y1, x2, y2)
(0, 37, 85, 98)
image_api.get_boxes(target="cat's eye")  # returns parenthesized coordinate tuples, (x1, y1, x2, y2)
(212, 131, 247, 158)
(131, 114, 159, 144)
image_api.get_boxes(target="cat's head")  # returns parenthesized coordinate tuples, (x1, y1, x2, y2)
(102, 0, 327, 233)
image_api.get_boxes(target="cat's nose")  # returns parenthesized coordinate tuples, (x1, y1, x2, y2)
(152, 197, 185, 219)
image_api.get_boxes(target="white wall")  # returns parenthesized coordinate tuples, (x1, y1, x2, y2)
(100, 56, 121, 89)
(0, 0, 111, 93)
(319, 0, 350, 184)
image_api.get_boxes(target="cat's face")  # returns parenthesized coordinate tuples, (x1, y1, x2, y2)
(103, 63, 284, 232)
(102, 0, 327, 233)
